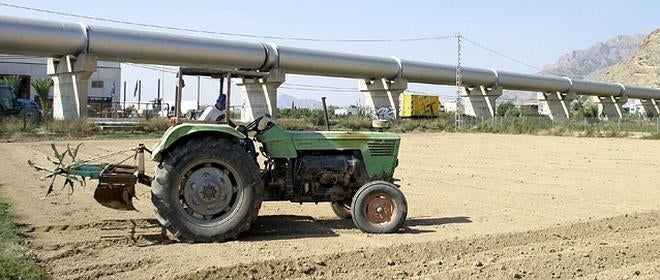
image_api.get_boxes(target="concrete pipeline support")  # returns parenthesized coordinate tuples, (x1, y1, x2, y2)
(0, 15, 659, 120)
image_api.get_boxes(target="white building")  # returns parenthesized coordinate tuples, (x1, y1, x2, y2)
(0, 56, 121, 102)
(622, 102, 641, 114)
(334, 105, 359, 116)
(443, 102, 457, 113)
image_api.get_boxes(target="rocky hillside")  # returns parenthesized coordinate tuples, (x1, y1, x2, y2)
(500, 34, 645, 104)
(599, 29, 660, 88)
(539, 34, 644, 80)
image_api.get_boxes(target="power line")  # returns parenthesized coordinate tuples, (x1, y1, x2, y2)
(280, 86, 358, 93)
(404, 89, 456, 98)
(124, 63, 177, 74)
(125, 63, 359, 91)
(0, 2, 456, 43)
(455, 33, 463, 127)
(462, 36, 542, 71)
(284, 83, 357, 91)
(122, 64, 466, 96)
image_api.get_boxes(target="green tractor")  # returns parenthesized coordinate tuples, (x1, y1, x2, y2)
(32, 116, 407, 242)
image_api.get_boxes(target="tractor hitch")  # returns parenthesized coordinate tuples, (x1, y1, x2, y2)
(95, 164, 150, 211)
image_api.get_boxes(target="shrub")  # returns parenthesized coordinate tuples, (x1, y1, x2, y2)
(641, 133, 660, 140)
(583, 104, 599, 118)
(276, 118, 316, 130)
(31, 78, 53, 119)
(504, 107, 521, 118)
(0, 117, 37, 133)
(50, 118, 97, 136)
(496, 102, 517, 117)
(137, 118, 170, 132)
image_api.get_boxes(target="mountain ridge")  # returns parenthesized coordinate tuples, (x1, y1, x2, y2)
(599, 29, 660, 88)
(500, 34, 646, 104)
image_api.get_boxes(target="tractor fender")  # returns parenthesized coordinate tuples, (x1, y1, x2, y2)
(151, 123, 245, 162)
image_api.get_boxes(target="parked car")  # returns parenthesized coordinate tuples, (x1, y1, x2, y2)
(0, 85, 41, 122)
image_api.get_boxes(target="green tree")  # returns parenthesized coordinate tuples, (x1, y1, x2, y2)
(571, 99, 585, 118)
(504, 106, 521, 118)
(1, 75, 22, 95)
(583, 104, 599, 118)
(496, 102, 517, 117)
(31, 78, 53, 118)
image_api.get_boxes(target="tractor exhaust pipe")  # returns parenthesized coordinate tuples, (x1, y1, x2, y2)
(321, 97, 330, 131)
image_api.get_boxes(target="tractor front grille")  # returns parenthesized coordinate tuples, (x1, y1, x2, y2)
(367, 140, 397, 157)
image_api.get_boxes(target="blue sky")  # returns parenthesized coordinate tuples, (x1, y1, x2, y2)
(1, 0, 659, 106)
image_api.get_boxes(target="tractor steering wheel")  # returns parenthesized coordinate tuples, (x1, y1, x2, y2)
(245, 115, 265, 132)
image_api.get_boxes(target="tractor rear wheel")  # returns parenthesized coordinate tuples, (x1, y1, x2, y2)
(351, 181, 407, 233)
(151, 137, 263, 242)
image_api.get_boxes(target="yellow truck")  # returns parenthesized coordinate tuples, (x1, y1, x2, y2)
(399, 92, 441, 118)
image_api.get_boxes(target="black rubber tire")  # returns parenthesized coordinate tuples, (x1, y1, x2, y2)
(331, 200, 352, 219)
(351, 181, 407, 233)
(151, 137, 264, 242)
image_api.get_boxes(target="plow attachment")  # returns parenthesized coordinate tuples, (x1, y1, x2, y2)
(95, 164, 139, 211)
(28, 144, 152, 211)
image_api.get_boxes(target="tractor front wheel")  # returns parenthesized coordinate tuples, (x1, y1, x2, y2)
(151, 137, 263, 242)
(331, 199, 352, 219)
(351, 181, 407, 233)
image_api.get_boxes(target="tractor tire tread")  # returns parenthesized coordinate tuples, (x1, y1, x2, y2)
(351, 181, 407, 233)
(151, 136, 263, 242)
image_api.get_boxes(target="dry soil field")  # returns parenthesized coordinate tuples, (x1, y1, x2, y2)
(1, 133, 659, 279)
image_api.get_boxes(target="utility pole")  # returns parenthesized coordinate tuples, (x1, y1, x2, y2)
(161, 70, 165, 110)
(197, 76, 201, 110)
(138, 80, 142, 109)
(157, 78, 161, 112)
(455, 33, 463, 129)
(122, 81, 126, 110)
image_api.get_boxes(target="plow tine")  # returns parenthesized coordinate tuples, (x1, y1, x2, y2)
(57, 174, 83, 197)
(68, 143, 83, 161)
(64, 178, 75, 197)
(51, 144, 66, 162)
(40, 174, 53, 180)
(39, 169, 67, 180)
(28, 160, 55, 173)
(42, 176, 57, 199)
(61, 174, 83, 185)
(45, 156, 60, 165)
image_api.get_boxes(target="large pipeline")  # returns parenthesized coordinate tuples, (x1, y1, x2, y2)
(0, 15, 658, 100)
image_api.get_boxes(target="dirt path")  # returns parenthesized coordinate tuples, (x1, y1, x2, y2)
(0, 133, 658, 279)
